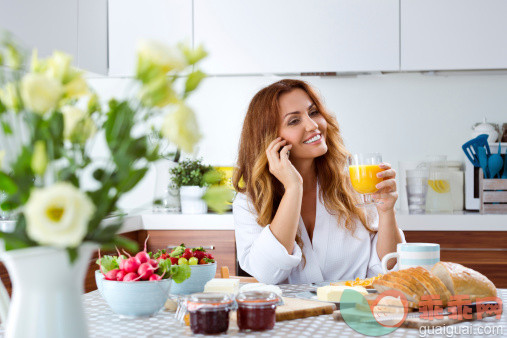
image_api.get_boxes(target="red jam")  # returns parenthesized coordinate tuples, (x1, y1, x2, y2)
(236, 291, 280, 331)
(187, 293, 233, 334)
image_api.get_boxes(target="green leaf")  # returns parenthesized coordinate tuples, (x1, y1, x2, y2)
(119, 168, 148, 193)
(1, 121, 12, 134)
(111, 235, 138, 253)
(96, 255, 120, 274)
(0, 232, 32, 251)
(202, 186, 235, 214)
(184, 70, 206, 95)
(66, 247, 78, 263)
(156, 258, 172, 278)
(0, 172, 17, 194)
(170, 264, 191, 284)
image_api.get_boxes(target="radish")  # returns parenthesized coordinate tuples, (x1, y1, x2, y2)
(105, 269, 121, 281)
(122, 272, 139, 282)
(149, 259, 158, 268)
(137, 262, 155, 280)
(135, 235, 151, 264)
(149, 274, 162, 281)
(123, 257, 141, 273)
(116, 270, 127, 281)
(116, 247, 127, 270)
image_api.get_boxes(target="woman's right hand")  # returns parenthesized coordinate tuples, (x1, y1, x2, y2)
(266, 137, 303, 190)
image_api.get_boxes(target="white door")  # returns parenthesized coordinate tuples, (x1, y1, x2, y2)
(194, 0, 399, 75)
(108, 0, 192, 77)
(401, 0, 507, 71)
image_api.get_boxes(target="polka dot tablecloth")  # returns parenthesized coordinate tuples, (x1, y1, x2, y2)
(1, 285, 506, 337)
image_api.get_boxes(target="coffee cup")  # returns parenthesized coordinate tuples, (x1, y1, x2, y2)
(381, 243, 440, 273)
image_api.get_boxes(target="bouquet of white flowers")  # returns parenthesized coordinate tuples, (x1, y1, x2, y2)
(0, 34, 229, 261)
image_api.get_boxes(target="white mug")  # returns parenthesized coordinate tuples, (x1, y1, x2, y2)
(381, 243, 440, 273)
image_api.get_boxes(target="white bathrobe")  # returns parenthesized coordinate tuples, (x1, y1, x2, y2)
(233, 190, 406, 285)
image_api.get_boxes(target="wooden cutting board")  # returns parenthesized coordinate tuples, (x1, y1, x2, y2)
(332, 309, 497, 329)
(276, 297, 337, 321)
(230, 297, 336, 322)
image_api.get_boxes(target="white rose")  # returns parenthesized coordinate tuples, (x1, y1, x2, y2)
(46, 51, 72, 83)
(137, 39, 187, 75)
(21, 73, 62, 114)
(61, 106, 96, 144)
(0, 82, 22, 112)
(24, 182, 95, 248)
(161, 103, 201, 154)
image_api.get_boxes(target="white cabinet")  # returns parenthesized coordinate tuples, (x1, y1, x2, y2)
(194, 0, 399, 75)
(401, 0, 507, 71)
(0, 0, 107, 74)
(108, 0, 192, 77)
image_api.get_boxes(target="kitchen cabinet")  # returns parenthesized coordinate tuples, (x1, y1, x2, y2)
(401, 0, 507, 71)
(194, 0, 399, 75)
(0, 0, 108, 74)
(404, 231, 507, 288)
(108, 0, 192, 77)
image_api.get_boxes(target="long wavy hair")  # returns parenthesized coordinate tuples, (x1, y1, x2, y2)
(233, 79, 375, 265)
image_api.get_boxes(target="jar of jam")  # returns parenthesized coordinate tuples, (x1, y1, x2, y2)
(236, 291, 281, 331)
(186, 293, 234, 334)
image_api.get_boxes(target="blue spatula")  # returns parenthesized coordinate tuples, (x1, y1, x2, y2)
(477, 146, 489, 178)
(488, 143, 503, 179)
(462, 134, 491, 167)
(502, 148, 507, 179)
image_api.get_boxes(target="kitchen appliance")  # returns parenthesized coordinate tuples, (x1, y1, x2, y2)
(465, 143, 507, 210)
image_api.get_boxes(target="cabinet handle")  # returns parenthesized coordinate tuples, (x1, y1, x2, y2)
(167, 245, 215, 251)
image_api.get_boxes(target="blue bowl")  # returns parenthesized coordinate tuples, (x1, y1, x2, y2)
(95, 272, 171, 317)
(170, 262, 217, 295)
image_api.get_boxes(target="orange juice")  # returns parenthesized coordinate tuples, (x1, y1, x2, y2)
(348, 165, 383, 194)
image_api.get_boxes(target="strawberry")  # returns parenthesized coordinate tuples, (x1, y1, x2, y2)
(199, 258, 207, 265)
(205, 252, 214, 260)
(182, 248, 193, 260)
(193, 250, 206, 261)
(170, 257, 179, 265)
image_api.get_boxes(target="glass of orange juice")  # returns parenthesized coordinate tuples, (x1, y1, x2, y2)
(348, 153, 384, 206)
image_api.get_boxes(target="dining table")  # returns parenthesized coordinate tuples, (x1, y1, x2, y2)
(78, 284, 506, 337)
(1, 284, 504, 337)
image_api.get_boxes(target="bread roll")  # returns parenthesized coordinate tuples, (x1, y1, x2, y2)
(431, 262, 497, 301)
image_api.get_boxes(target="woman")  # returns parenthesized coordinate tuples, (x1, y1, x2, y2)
(232, 79, 405, 285)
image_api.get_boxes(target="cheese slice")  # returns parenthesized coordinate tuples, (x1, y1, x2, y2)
(204, 278, 240, 295)
(316, 285, 368, 302)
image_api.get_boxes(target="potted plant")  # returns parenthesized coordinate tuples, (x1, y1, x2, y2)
(170, 158, 214, 214)
(0, 34, 227, 338)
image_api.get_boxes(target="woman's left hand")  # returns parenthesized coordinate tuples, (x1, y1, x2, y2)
(373, 163, 398, 213)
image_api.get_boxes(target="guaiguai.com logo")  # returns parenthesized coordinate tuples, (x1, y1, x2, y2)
(341, 289, 409, 336)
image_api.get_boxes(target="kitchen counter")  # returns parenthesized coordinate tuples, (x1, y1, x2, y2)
(48, 285, 507, 338)
(117, 211, 507, 233)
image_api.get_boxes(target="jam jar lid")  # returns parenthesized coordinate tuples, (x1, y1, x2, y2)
(236, 291, 281, 307)
(187, 293, 234, 311)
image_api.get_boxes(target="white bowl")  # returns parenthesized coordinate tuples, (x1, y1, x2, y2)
(95, 271, 171, 317)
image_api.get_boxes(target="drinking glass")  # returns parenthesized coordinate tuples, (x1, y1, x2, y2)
(347, 153, 384, 207)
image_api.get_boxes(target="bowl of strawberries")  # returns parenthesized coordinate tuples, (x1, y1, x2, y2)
(156, 244, 217, 295)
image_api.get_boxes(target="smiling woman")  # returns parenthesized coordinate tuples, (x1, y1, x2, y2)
(232, 79, 405, 284)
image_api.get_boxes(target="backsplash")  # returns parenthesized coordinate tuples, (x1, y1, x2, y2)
(87, 72, 507, 210)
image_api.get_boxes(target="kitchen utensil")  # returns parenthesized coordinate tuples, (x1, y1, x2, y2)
(477, 146, 489, 178)
(471, 118, 499, 143)
(462, 134, 490, 167)
(488, 143, 503, 178)
(502, 148, 507, 179)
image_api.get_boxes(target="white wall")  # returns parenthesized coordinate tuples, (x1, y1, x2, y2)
(87, 73, 507, 210)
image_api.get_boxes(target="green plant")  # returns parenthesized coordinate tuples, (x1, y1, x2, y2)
(0, 33, 219, 261)
(170, 158, 214, 188)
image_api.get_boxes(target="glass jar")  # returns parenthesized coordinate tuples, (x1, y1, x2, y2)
(425, 156, 453, 213)
(187, 293, 234, 334)
(236, 291, 281, 331)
